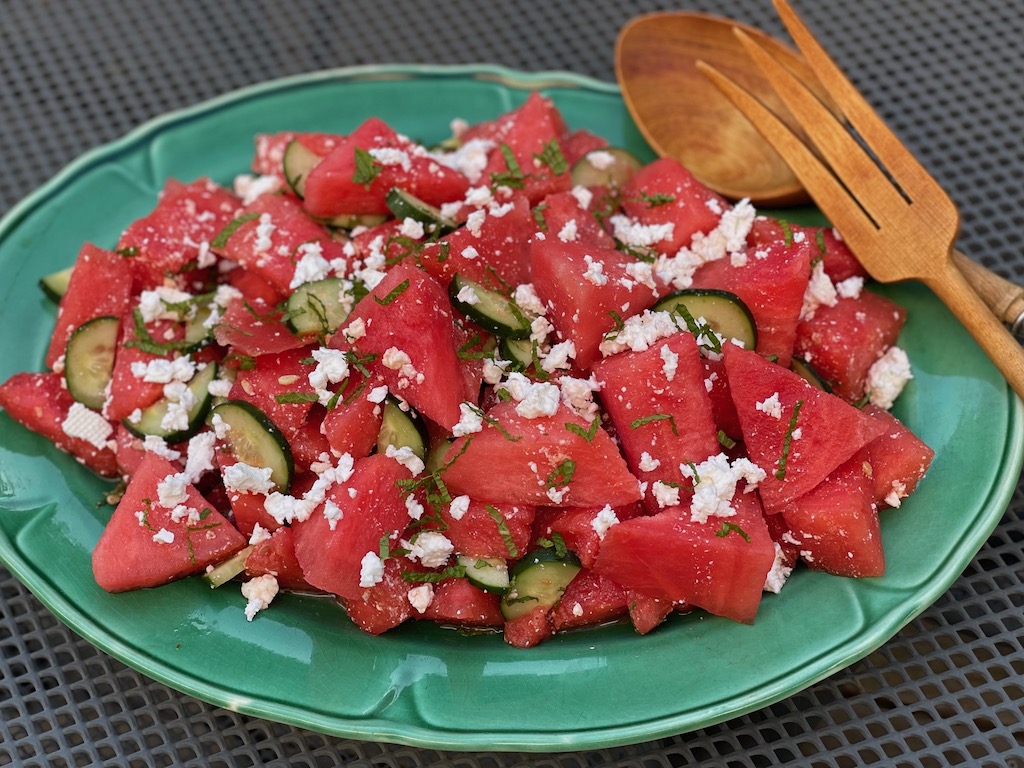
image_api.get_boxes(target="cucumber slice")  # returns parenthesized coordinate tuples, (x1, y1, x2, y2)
(377, 397, 428, 460)
(64, 315, 119, 411)
(282, 139, 321, 199)
(386, 188, 457, 232)
(124, 361, 218, 443)
(459, 555, 510, 595)
(498, 337, 535, 372)
(203, 545, 254, 588)
(425, 439, 453, 474)
(500, 547, 582, 620)
(209, 400, 293, 492)
(182, 295, 216, 350)
(39, 265, 73, 303)
(449, 274, 531, 340)
(791, 355, 834, 393)
(322, 213, 389, 231)
(654, 288, 758, 350)
(285, 277, 351, 337)
(570, 147, 642, 189)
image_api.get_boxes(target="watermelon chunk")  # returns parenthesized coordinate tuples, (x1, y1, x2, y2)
(779, 451, 885, 578)
(535, 188, 616, 250)
(549, 569, 629, 631)
(441, 401, 642, 508)
(794, 291, 907, 402)
(503, 604, 554, 648)
(226, 347, 316, 436)
(0, 371, 118, 477)
(92, 453, 246, 591)
(530, 238, 662, 370)
(46, 244, 133, 370)
(531, 502, 644, 569)
(420, 577, 505, 628)
(862, 405, 935, 508)
(591, 488, 775, 624)
(747, 217, 867, 283)
(723, 344, 885, 511)
(593, 331, 720, 511)
(332, 262, 476, 429)
(691, 236, 813, 367)
(440, 500, 535, 560)
(341, 555, 414, 635)
(291, 453, 416, 601)
(213, 297, 305, 357)
(245, 526, 313, 592)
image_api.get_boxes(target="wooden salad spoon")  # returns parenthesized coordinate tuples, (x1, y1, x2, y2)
(615, 10, 1024, 332)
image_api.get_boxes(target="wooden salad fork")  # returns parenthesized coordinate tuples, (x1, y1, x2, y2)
(698, 0, 1024, 400)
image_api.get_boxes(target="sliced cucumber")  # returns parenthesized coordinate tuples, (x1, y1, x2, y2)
(322, 213, 389, 231)
(64, 315, 119, 411)
(282, 139, 321, 199)
(203, 545, 254, 588)
(208, 400, 293, 492)
(791, 355, 834, 393)
(425, 439, 453, 474)
(570, 147, 642, 189)
(285, 277, 351, 337)
(449, 274, 531, 340)
(498, 337, 535, 372)
(124, 360, 218, 443)
(500, 547, 582, 620)
(386, 188, 457, 232)
(377, 397, 428, 460)
(654, 288, 758, 350)
(39, 265, 73, 303)
(459, 555, 510, 595)
(182, 294, 216, 350)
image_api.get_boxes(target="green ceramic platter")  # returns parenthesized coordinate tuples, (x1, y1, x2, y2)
(0, 66, 1020, 752)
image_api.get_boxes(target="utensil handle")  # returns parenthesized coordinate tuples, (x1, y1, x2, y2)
(929, 262, 1024, 401)
(953, 249, 1024, 333)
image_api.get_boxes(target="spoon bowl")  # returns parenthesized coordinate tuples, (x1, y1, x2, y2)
(616, 11, 825, 206)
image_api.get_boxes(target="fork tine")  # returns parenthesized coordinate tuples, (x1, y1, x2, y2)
(733, 28, 908, 223)
(697, 60, 882, 259)
(772, 0, 946, 204)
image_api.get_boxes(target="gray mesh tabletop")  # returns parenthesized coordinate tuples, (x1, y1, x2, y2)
(2, 0, 1023, 765)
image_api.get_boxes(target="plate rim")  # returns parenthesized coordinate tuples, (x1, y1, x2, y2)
(0, 62, 1022, 752)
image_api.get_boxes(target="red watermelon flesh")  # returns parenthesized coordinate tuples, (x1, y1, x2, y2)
(723, 344, 885, 512)
(690, 236, 813, 367)
(441, 400, 642, 508)
(530, 238, 662, 370)
(559, 129, 609, 168)
(105, 316, 178, 423)
(535, 188, 617, 250)
(46, 244, 133, 370)
(618, 158, 729, 256)
(439, 500, 535, 560)
(225, 264, 285, 306)
(341, 555, 414, 635)
(703, 356, 742, 443)
(213, 297, 304, 357)
(332, 262, 475, 429)
(0, 371, 118, 478)
(747, 216, 867, 283)
(302, 117, 470, 218)
(862, 405, 935, 508)
(627, 591, 674, 635)
(550, 569, 629, 631)
(503, 604, 554, 648)
(117, 178, 239, 290)
(594, 331, 720, 512)
(416, 194, 534, 289)
(779, 450, 885, 578)
(291, 453, 416, 601)
(227, 346, 316, 436)
(591, 488, 775, 624)
(794, 291, 907, 402)
(252, 131, 343, 180)
(420, 577, 504, 628)
(319, 373, 385, 460)
(531, 502, 644, 569)
(245, 526, 312, 592)
(92, 453, 246, 591)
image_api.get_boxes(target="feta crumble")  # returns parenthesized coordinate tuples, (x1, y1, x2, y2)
(359, 551, 386, 588)
(61, 402, 114, 450)
(866, 346, 913, 409)
(242, 574, 279, 621)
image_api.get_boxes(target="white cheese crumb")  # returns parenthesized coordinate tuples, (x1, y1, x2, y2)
(591, 505, 620, 541)
(157, 471, 190, 508)
(681, 453, 767, 524)
(801, 261, 838, 320)
(152, 528, 175, 545)
(598, 310, 684, 357)
(385, 444, 425, 476)
(222, 462, 275, 495)
(866, 346, 913, 410)
(359, 551, 386, 588)
(242, 574, 279, 621)
(323, 499, 344, 531)
(652, 481, 681, 509)
(61, 402, 114, 450)
(404, 531, 453, 568)
(660, 344, 679, 382)
(835, 275, 865, 299)
(452, 402, 484, 437)
(248, 524, 272, 545)
(407, 584, 434, 614)
(755, 392, 783, 420)
(638, 452, 662, 472)
(763, 543, 793, 594)
(582, 254, 607, 285)
(448, 495, 471, 521)
(456, 283, 480, 305)
(885, 479, 908, 508)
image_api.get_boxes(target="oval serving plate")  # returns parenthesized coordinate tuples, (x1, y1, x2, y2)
(0, 65, 1020, 752)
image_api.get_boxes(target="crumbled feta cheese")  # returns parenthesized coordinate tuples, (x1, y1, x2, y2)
(638, 452, 662, 472)
(207, 377, 234, 399)
(152, 528, 175, 545)
(570, 185, 593, 210)
(651, 481, 681, 509)
(456, 283, 480, 305)
(407, 584, 434, 614)
(452, 402, 484, 437)
(143, 435, 181, 461)
(500, 372, 560, 418)
(359, 551, 386, 588)
(465, 209, 486, 237)
(448, 495, 471, 521)
(885, 479, 908, 508)
(585, 150, 616, 170)
(582, 254, 607, 285)
(681, 453, 767, 524)
(660, 344, 679, 382)
(130, 355, 196, 384)
(183, 431, 215, 481)
(368, 146, 412, 170)
(559, 375, 601, 420)
(405, 531, 453, 568)
(835, 275, 865, 299)
(398, 217, 425, 240)
(429, 138, 495, 183)
(598, 310, 684, 357)
(59, 403, 114, 450)
(322, 499, 344, 531)
(540, 340, 576, 374)
(512, 284, 547, 317)
(308, 347, 350, 405)
(137, 286, 194, 323)
(233, 173, 282, 205)
(405, 494, 425, 520)
(654, 200, 756, 289)
(866, 346, 913, 409)
(242, 574, 279, 621)
(609, 214, 675, 248)
(572, 602, 585, 617)
(249, 524, 272, 546)
(382, 346, 421, 383)
(755, 392, 783, 420)
(289, 242, 331, 289)
(546, 486, 568, 504)
(801, 261, 838, 319)
(222, 462, 275, 495)
(763, 543, 793, 594)
(156, 472, 189, 508)
(254, 213, 275, 254)
(343, 316, 367, 343)
(591, 505, 619, 541)
(558, 219, 579, 243)
(385, 444, 425, 476)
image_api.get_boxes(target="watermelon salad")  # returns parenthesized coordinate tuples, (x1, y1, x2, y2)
(0, 91, 935, 648)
